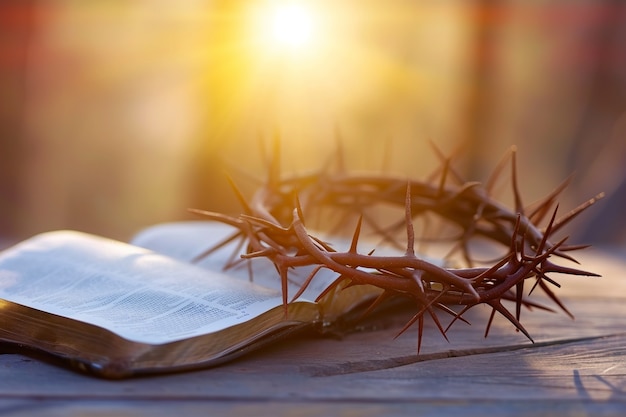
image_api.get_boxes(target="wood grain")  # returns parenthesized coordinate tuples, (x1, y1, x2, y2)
(1, 248, 625, 416)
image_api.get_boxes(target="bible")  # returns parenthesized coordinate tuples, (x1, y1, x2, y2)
(0, 221, 385, 378)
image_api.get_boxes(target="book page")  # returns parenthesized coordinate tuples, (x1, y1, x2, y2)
(0, 231, 308, 345)
(131, 221, 344, 302)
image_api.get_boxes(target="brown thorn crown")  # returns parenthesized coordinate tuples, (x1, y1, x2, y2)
(191, 147, 604, 351)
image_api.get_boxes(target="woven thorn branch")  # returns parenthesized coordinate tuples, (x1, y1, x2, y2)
(190, 147, 604, 352)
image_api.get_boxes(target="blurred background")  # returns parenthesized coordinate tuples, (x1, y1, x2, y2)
(1, 0, 625, 245)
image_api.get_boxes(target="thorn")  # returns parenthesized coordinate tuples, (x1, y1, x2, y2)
(356, 290, 396, 321)
(551, 192, 605, 235)
(536, 203, 560, 256)
(510, 146, 524, 215)
(187, 228, 242, 263)
(294, 193, 305, 228)
(536, 277, 574, 319)
(428, 141, 465, 184)
(275, 262, 290, 317)
(485, 147, 514, 194)
(417, 315, 424, 353)
(489, 300, 534, 343)
(349, 215, 364, 254)
(445, 305, 473, 333)
(515, 280, 524, 322)
(484, 306, 497, 338)
(527, 174, 573, 224)
(436, 158, 450, 199)
(225, 174, 253, 215)
(314, 276, 347, 303)
(427, 306, 450, 344)
(290, 265, 324, 302)
(395, 306, 425, 340)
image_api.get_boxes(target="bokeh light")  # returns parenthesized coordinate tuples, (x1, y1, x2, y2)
(0, 1, 624, 244)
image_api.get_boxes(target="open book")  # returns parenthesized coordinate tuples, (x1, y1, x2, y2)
(0, 222, 385, 378)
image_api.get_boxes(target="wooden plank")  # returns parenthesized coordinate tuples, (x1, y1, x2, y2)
(0, 399, 625, 417)
(0, 399, 623, 417)
(0, 248, 624, 416)
(1, 299, 624, 398)
(0, 333, 625, 417)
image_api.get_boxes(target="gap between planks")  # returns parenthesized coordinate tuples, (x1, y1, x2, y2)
(304, 332, 626, 377)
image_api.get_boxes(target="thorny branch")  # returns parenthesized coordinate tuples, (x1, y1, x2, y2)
(191, 147, 604, 351)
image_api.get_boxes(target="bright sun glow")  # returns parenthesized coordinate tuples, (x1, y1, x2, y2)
(268, 3, 316, 50)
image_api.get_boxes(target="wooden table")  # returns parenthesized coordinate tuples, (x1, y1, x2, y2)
(1, 247, 625, 416)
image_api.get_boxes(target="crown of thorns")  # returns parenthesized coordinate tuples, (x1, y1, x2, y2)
(191, 144, 603, 351)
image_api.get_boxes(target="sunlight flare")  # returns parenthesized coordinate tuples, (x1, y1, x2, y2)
(269, 3, 315, 49)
